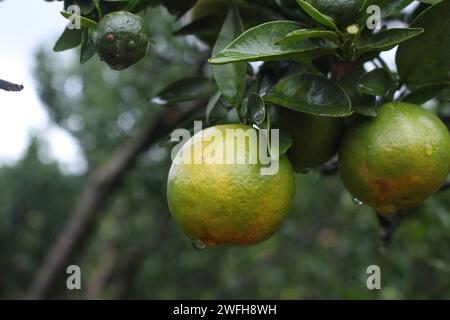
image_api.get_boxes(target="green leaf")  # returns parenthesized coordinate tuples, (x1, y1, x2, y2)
(161, 0, 197, 17)
(209, 21, 336, 65)
(279, 130, 293, 156)
(68, 0, 96, 14)
(212, 2, 246, 108)
(53, 28, 82, 52)
(153, 77, 217, 104)
(381, 0, 414, 18)
(357, 68, 395, 97)
(80, 28, 96, 63)
(174, 16, 223, 37)
(338, 68, 377, 116)
(295, 0, 338, 30)
(60, 11, 98, 29)
(396, 0, 450, 86)
(353, 104, 378, 117)
(275, 29, 339, 45)
(402, 83, 450, 104)
(92, 0, 102, 17)
(124, 0, 142, 11)
(418, 0, 442, 4)
(247, 93, 266, 125)
(361, 0, 414, 20)
(205, 91, 222, 125)
(264, 73, 352, 117)
(355, 28, 423, 58)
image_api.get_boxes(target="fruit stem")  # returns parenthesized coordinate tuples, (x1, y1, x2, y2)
(331, 61, 357, 81)
(376, 211, 403, 254)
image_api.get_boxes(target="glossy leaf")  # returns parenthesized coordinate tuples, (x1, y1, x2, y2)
(353, 105, 378, 117)
(80, 28, 96, 63)
(275, 29, 339, 45)
(381, 0, 414, 18)
(355, 28, 423, 58)
(338, 68, 377, 116)
(361, 0, 414, 20)
(205, 91, 222, 125)
(53, 28, 82, 52)
(396, 0, 450, 86)
(92, 0, 102, 16)
(212, 2, 246, 108)
(174, 16, 223, 37)
(264, 73, 352, 117)
(295, 0, 338, 30)
(279, 130, 293, 156)
(161, 0, 197, 17)
(357, 68, 395, 97)
(418, 0, 442, 4)
(153, 77, 217, 104)
(247, 93, 266, 125)
(60, 11, 98, 29)
(209, 21, 336, 65)
(124, 0, 142, 11)
(403, 83, 450, 104)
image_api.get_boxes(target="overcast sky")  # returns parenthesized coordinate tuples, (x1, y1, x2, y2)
(0, 0, 85, 174)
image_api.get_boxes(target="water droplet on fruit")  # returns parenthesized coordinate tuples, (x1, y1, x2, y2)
(425, 143, 434, 156)
(352, 197, 363, 206)
(192, 239, 206, 251)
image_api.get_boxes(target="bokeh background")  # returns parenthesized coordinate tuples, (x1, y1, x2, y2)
(0, 0, 449, 300)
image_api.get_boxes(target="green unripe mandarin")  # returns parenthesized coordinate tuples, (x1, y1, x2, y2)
(92, 12, 149, 70)
(277, 108, 344, 172)
(339, 102, 450, 214)
(306, 0, 363, 27)
(167, 124, 295, 247)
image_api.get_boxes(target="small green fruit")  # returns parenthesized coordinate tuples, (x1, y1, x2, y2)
(92, 11, 149, 70)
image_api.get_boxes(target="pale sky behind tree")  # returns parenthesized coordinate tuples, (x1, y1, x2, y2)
(0, 0, 85, 174)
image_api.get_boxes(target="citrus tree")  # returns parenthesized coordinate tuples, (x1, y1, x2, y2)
(47, 0, 450, 249)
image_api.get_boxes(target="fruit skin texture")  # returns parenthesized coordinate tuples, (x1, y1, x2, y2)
(339, 102, 450, 214)
(91, 11, 149, 70)
(306, 0, 363, 27)
(167, 124, 295, 247)
(277, 108, 345, 172)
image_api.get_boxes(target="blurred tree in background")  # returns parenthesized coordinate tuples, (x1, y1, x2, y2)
(1, 5, 450, 300)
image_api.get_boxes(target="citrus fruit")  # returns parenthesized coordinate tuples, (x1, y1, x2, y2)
(91, 11, 149, 70)
(306, 0, 363, 27)
(339, 102, 450, 214)
(167, 124, 295, 247)
(276, 108, 345, 172)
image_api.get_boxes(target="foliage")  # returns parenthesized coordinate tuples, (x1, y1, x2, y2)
(1, 0, 450, 299)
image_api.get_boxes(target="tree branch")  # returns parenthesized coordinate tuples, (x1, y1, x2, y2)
(27, 102, 204, 299)
(86, 216, 170, 299)
(0, 79, 24, 92)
